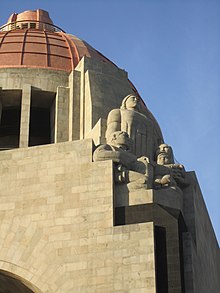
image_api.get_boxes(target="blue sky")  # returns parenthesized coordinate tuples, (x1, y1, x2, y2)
(1, 0, 219, 244)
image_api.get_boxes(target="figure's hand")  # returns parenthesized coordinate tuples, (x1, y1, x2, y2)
(161, 174, 171, 185)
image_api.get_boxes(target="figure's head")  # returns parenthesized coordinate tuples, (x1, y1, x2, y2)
(156, 143, 174, 165)
(120, 94, 139, 110)
(157, 153, 170, 165)
(108, 131, 133, 150)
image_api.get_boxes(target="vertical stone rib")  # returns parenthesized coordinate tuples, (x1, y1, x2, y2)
(0, 31, 9, 48)
(20, 29, 28, 65)
(60, 32, 80, 70)
(44, 30, 50, 67)
(54, 86, 70, 143)
(19, 84, 31, 147)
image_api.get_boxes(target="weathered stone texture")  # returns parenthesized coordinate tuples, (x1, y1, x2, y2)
(0, 139, 156, 292)
(0, 68, 69, 92)
(183, 172, 220, 293)
(55, 86, 70, 143)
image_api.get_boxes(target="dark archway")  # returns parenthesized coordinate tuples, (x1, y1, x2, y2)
(0, 270, 34, 293)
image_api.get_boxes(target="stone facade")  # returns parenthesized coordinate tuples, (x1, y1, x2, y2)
(0, 9, 219, 293)
(0, 140, 156, 292)
(0, 55, 163, 150)
(0, 139, 219, 292)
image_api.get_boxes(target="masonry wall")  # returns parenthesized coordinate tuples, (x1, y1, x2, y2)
(0, 139, 157, 293)
(182, 172, 220, 293)
(0, 68, 69, 91)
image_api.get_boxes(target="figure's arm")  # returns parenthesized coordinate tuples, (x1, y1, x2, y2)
(93, 145, 136, 168)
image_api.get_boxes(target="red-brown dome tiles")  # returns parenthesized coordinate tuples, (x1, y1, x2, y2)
(0, 29, 115, 72)
(0, 9, 116, 72)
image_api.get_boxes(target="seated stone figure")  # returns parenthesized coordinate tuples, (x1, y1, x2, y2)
(93, 131, 153, 187)
(93, 131, 136, 168)
(154, 143, 186, 189)
(105, 94, 154, 159)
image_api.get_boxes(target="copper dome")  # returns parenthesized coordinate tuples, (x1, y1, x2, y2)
(0, 9, 114, 72)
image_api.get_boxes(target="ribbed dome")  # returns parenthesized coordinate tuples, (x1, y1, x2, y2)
(0, 9, 114, 72)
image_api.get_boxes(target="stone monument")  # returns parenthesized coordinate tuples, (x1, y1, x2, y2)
(0, 9, 219, 293)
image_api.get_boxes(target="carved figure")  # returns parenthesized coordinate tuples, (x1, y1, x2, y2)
(93, 131, 153, 186)
(154, 143, 186, 189)
(93, 131, 136, 169)
(105, 94, 153, 159)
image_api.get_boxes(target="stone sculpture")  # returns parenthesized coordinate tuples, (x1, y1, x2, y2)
(93, 131, 153, 186)
(96, 95, 187, 193)
(93, 131, 136, 167)
(154, 143, 186, 189)
(105, 94, 153, 159)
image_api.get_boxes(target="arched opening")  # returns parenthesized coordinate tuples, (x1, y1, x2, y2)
(0, 270, 34, 293)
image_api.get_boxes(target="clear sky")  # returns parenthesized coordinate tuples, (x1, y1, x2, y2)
(1, 0, 219, 244)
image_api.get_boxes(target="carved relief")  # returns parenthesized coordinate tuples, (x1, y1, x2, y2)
(94, 95, 188, 196)
(154, 143, 187, 190)
(93, 131, 153, 188)
(105, 94, 153, 159)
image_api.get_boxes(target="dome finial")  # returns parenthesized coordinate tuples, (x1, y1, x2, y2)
(0, 9, 63, 32)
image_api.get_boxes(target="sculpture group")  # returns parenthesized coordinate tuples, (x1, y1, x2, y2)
(93, 94, 187, 192)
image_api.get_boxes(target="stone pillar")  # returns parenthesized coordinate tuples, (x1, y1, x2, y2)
(54, 86, 69, 143)
(69, 70, 81, 141)
(19, 84, 31, 148)
(79, 58, 85, 139)
(68, 71, 74, 141)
